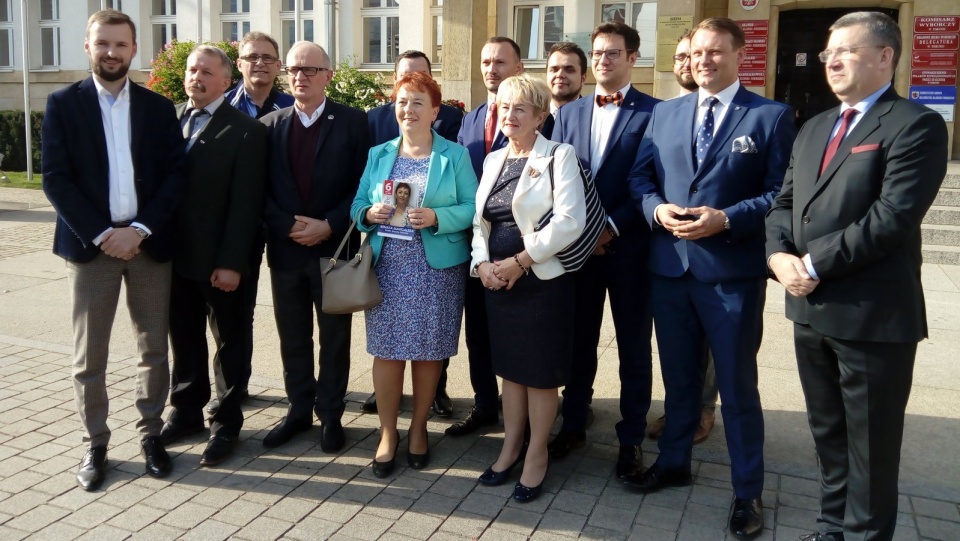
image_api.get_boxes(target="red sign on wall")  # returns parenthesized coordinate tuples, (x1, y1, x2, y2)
(911, 69, 958, 86)
(915, 16, 960, 34)
(737, 20, 769, 86)
(739, 71, 767, 87)
(738, 20, 769, 36)
(914, 33, 960, 51)
(912, 51, 959, 69)
(741, 54, 767, 70)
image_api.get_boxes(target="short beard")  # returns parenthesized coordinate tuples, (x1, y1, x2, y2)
(676, 74, 698, 92)
(92, 60, 129, 82)
(552, 87, 581, 104)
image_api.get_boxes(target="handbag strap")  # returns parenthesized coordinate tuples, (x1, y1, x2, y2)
(546, 142, 560, 192)
(331, 216, 370, 261)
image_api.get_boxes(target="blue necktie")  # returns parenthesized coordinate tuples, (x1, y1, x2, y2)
(694, 97, 719, 172)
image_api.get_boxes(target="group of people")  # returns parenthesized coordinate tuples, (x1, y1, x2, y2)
(41, 8, 947, 541)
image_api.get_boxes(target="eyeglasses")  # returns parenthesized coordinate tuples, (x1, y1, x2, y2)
(673, 54, 690, 64)
(240, 54, 278, 64)
(817, 45, 885, 63)
(284, 66, 331, 77)
(588, 49, 634, 61)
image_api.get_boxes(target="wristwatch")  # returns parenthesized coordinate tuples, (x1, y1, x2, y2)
(723, 217, 731, 231)
(132, 226, 149, 239)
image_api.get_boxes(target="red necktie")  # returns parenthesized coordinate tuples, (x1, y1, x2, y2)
(484, 104, 497, 155)
(595, 91, 623, 107)
(820, 108, 858, 176)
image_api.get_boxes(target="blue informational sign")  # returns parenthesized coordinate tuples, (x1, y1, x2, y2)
(909, 85, 957, 103)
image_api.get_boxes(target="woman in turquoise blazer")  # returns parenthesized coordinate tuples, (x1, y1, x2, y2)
(350, 72, 477, 478)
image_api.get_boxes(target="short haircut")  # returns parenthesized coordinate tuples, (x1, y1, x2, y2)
(678, 29, 693, 42)
(485, 37, 522, 62)
(496, 73, 551, 115)
(238, 31, 281, 58)
(829, 11, 902, 66)
(394, 71, 442, 107)
(87, 9, 136, 43)
(395, 50, 432, 74)
(590, 21, 640, 53)
(190, 45, 233, 78)
(287, 41, 331, 68)
(547, 42, 588, 74)
(691, 17, 746, 50)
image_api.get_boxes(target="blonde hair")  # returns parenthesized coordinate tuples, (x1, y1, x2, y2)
(496, 73, 551, 116)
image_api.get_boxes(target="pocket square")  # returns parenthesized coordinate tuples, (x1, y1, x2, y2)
(731, 135, 758, 153)
(851, 144, 880, 153)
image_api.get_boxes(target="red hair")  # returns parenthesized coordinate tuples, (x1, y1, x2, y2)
(393, 71, 441, 107)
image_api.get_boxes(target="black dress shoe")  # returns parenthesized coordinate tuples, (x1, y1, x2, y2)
(76, 446, 107, 491)
(159, 420, 206, 446)
(407, 448, 430, 470)
(615, 444, 643, 479)
(478, 444, 526, 486)
(361, 393, 378, 414)
(263, 416, 312, 448)
(729, 497, 763, 540)
(512, 480, 543, 503)
(548, 430, 586, 459)
(799, 533, 844, 541)
(141, 436, 172, 478)
(444, 407, 498, 437)
(431, 388, 453, 418)
(320, 418, 345, 453)
(372, 433, 399, 478)
(622, 463, 692, 493)
(199, 435, 236, 467)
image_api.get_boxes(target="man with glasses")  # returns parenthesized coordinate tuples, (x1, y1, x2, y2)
(766, 12, 947, 541)
(259, 41, 370, 452)
(627, 18, 795, 539)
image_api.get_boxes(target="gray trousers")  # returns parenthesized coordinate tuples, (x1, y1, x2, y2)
(66, 252, 171, 447)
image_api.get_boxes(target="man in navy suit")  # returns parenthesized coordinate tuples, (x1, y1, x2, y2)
(41, 10, 185, 491)
(627, 18, 795, 539)
(362, 49, 463, 418)
(548, 22, 659, 482)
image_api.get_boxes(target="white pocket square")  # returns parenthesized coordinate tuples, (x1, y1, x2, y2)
(731, 135, 757, 153)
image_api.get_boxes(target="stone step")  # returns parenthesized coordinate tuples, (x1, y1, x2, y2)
(923, 244, 960, 265)
(922, 224, 960, 247)
(924, 206, 960, 226)
(934, 188, 960, 207)
(943, 173, 960, 189)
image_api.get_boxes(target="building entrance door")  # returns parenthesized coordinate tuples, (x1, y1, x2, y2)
(775, 8, 898, 128)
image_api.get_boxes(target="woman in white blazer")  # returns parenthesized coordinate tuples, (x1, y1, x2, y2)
(470, 74, 586, 503)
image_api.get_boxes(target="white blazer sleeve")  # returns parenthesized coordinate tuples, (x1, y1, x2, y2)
(522, 144, 586, 263)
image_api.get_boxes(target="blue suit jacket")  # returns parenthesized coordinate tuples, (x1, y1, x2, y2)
(457, 101, 554, 179)
(41, 77, 186, 263)
(351, 131, 478, 269)
(629, 86, 796, 282)
(368, 102, 463, 146)
(552, 87, 659, 243)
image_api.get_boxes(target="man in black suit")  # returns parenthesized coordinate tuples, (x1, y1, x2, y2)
(766, 12, 948, 541)
(159, 45, 267, 467)
(361, 49, 462, 418)
(260, 41, 370, 452)
(41, 10, 185, 491)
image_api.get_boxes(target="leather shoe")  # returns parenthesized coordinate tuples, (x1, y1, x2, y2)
(622, 463, 692, 493)
(159, 420, 205, 446)
(799, 532, 844, 541)
(76, 446, 107, 491)
(444, 407, 498, 437)
(512, 480, 543, 503)
(548, 430, 586, 459)
(263, 416, 312, 448)
(141, 436, 172, 478)
(647, 415, 666, 440)
(431, 388, 453, 418)
(205, 389, 250, 418)
(372, 433, 399, 478)
(199, 435, 236, 467)
(478, 444, 527, 486)
(729, 497, 764, 540)
(615, 444, 643, 479)
(693, 409, 716, 445)
(320, 418, 345, 453)
(361, 393, 378, 414)
(407, 448, 430, 470)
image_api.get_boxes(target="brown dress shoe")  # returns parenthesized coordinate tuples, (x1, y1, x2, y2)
(693, 409, 716, 445)
(647, 415, 666, 440)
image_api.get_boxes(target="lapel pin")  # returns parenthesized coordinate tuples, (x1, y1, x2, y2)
(735, 106, 741, 110)
(327, 115, 334, 120)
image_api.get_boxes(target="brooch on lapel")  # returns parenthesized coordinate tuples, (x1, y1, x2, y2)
(527, 165, 542, 178)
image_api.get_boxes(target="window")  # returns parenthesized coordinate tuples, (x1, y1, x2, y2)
(514, 3, 563, 61)
(88, 0, 123, 11)
(282, 0, 314, 9)
(221, 0, 250, 43)
(39, 0, 60, 67)
(280, 1, 315, 57)
(361, 0, 399, 65)
(430, 0, 442, 65)
(151, 0, 177, 56)
(600, 2, 657, 65)
(0, 0, 11, 67)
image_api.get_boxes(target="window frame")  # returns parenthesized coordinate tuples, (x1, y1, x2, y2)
(0, 0, 12, 68)
(430, 1, 442, 67)
(279, 1, 316, 58)
(39, 0, 60, 68)
(360, 1, 400, 68)
(512, 1, 565, 63)
(149, 0, 177, 58)
(598, 1, 658, 67)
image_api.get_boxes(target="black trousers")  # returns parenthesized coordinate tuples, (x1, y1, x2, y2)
(168, 272, 247, 438)
(464, 274, 498, 411)
(270, 259, 352, 423)
(794, 323, 916, 541)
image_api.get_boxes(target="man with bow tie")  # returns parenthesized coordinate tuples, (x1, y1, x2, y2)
(548, 21, 660, 482)
(627, 18, 795, 539)
(160, 45, 267, 467)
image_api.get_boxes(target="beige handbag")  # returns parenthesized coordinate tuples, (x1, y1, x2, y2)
(319, 218, 383, 314)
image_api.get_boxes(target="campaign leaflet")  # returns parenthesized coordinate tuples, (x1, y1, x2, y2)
(377, 179, 419, 241)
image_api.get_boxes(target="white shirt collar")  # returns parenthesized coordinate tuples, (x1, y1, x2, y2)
(188, 94, 225, 115)
(93, 76, 131, 101)
(295, 98, 327, 127)
(697, 80, 740, 108)
(594, 82, 633, 108)
(840, 82, 890, 117)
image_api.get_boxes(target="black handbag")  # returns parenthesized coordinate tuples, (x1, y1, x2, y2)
(318, 217, 383, 314)
(535, 143, 607, 272)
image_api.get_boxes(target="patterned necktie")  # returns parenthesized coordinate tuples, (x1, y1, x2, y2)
(694, 97, 719, 172)
(182, 107, 208, 140)
(483, 104, 497, 155)
(820, 108, 859, 176)
(595, 91, 623, 107)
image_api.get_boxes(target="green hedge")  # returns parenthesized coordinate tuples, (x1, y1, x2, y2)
(0, 111, 43, 172)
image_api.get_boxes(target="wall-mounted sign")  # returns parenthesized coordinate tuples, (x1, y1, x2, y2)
(911, 69, 957, 87)
(655, 16, 694, 72)
(909, 85, 956, 122)
(914, 33, 959, 51)
(915, 16, 960, 34)
(740, 0, 759, 11)
(737, 20, 769, 87)
(796, 53, 807, 67)
(912, 51, 959, 69)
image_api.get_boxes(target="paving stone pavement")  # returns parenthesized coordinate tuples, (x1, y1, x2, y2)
(1, 184, 960, 540)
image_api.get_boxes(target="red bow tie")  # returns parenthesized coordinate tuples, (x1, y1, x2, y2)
(596, 92, 623, 107)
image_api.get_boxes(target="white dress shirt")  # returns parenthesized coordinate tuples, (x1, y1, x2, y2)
(295, 98, 327, 128)
(183, 94, 225, 151)
(693, 80, 741, 138)
(590, 82, 632, 178)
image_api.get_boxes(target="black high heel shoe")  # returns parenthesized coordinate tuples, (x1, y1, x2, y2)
(512, 479, 543, 503)
(478, 443, 528, 486)
(372, 432, 399, 478)
(407, 429, 430, 470)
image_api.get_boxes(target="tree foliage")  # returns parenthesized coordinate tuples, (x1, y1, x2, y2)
(326, 58, 389, 111)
